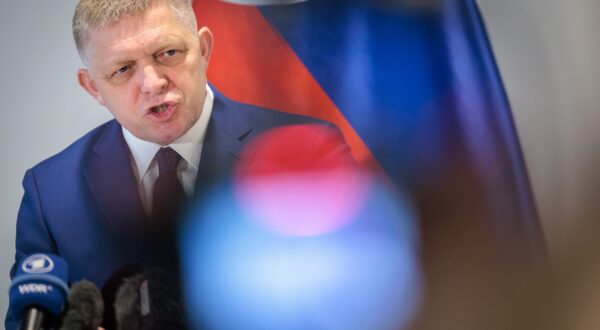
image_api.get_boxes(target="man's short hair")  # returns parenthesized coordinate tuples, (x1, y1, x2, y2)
(73, 0, 197, 65)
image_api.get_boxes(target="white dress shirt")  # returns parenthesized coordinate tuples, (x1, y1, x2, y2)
(122, 85, 214, 216)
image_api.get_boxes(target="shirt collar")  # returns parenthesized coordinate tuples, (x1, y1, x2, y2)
(122, 84, 214, 182)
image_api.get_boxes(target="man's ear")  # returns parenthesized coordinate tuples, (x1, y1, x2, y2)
(77, 69, 106, 106)
(198, 27, 214, 66)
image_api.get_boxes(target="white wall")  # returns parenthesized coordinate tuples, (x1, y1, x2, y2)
(478, 0, 600, 260)
(1, 0, 599, 321)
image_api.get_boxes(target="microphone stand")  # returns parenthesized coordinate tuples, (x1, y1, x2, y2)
(20, 307, 45, 330)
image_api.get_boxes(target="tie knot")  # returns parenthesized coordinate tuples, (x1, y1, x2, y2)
(155, 147, 181, 174)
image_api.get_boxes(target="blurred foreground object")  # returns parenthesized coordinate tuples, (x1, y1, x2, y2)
(181, 124, 422, 329)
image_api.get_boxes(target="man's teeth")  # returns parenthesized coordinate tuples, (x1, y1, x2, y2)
(152, 104, 169, 113)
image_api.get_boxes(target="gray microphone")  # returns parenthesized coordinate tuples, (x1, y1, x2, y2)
(59, 280, 104, 330)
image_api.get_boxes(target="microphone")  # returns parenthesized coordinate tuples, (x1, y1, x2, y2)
(9, 253, 69, 330)
(59, 280, 104, 330)
(101, 264, 144, 330)
(113, 268, 186, 330)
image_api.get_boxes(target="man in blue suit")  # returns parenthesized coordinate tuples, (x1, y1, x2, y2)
(6, 0, 350, 328)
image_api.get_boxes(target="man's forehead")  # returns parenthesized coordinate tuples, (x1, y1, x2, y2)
(92, 27, 189, 66)
(85, 4, 195, 65)
(105, 27, 172, 51)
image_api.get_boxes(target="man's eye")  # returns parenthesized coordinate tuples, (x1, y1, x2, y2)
(112, 64, 133, 78)
(106, 64, 134, 83)
(157, 49, 183, 64)
(164, 49, 177, 57)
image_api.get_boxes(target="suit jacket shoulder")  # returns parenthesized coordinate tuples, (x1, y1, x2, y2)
(30, 120, 118, 186)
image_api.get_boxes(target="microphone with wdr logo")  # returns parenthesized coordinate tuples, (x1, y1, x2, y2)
(9, 253, 69, 330)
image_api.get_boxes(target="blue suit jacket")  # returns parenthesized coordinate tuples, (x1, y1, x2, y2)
(6, 89, 347, 328)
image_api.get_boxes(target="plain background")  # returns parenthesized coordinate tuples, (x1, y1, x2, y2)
(1, 0, 599, 320)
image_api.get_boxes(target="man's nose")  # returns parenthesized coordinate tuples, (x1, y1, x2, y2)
(140, 65, 168, 95)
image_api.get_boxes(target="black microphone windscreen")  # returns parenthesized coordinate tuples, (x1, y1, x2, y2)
(114, 268, 186, 330)
(60, 280, 103, 330)
(113, 273, 142, 329)
(101, 264, 144, 330)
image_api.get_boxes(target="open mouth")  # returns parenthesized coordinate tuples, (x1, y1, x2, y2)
(147, 102, 176, 121)
(150, 103, 171, 113)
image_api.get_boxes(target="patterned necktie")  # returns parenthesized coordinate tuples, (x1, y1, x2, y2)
(152, 147, 186, 226)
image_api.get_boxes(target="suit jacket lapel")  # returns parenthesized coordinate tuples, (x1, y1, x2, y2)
(83, 120, 151, 264)
(81, 92, 256, 262)
(195, 90, 253, 194)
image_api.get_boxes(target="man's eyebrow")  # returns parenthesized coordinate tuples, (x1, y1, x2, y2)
(99, 35, 188, 70)
(144, 35, 187, 53)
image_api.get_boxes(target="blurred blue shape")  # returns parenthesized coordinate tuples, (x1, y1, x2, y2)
(180, 176, 422, 329)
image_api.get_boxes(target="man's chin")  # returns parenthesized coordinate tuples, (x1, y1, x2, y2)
(138, 131, 182, 146)
(143, 123, 188, 145)
(153, 135, 180, 146)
